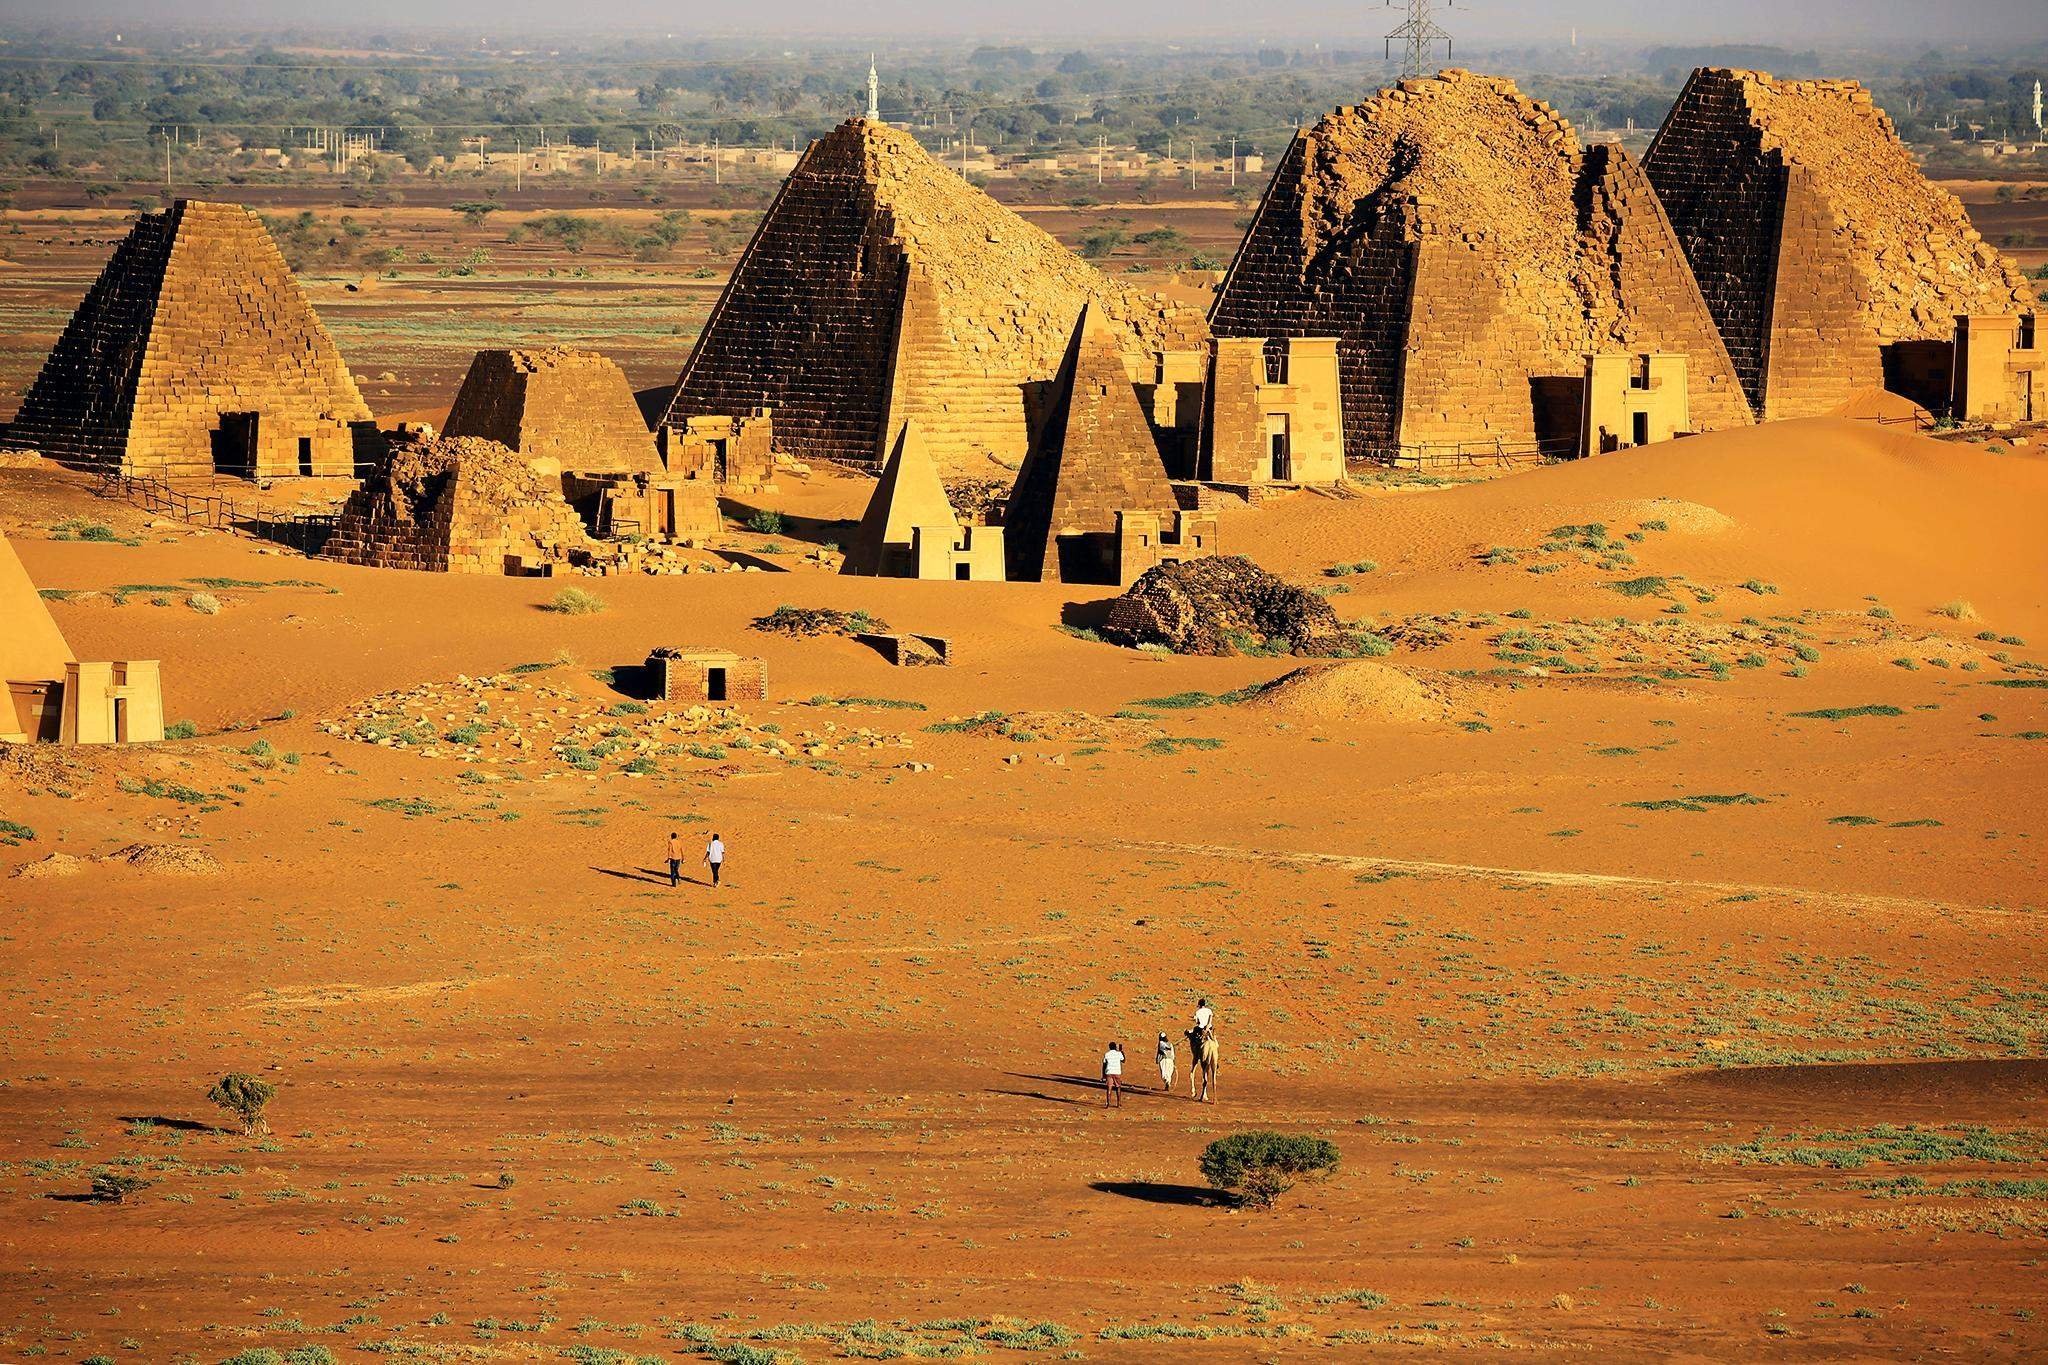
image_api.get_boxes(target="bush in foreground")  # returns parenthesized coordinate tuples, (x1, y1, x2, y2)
(544, 587, 608, 615)
(1199, 1130, 1339, 1209)
(207, 1072, 277, 1135)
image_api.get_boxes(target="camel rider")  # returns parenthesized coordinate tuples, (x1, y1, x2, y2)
(1191, 998, 1214, 1047)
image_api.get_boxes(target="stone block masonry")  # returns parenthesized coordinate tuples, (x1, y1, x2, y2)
(323, 434, 597, 575)
(1644, 68, 2034, 420)
(4, 200, 370, 476)
(663, 118, 1207, 476)
(444, 349, 661, 475)
(1209, 70, 1752, 464)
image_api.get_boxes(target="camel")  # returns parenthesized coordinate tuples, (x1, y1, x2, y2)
(1186, 1026, 1219, 1102)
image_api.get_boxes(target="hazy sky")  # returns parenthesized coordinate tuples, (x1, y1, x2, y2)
(0, 0, 2042, 45)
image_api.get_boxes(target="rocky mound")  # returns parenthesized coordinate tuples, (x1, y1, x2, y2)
(323, 433, 596, 574)
(102, 843, 223, 876)
(751, 605, 889, 638)
(1099, 556, 1345, 656)
(1243, 661, 1470, 725)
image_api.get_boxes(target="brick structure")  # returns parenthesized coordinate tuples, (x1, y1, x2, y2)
(1115, 509, 1220, 585)
(663, 409, 776, 488)
(648, 647, 766, 703)
(1644, 69, 2034, 421)
(1583, 354, 1693, 455)
(3, 199, 370, 476)
(663, 117, 1207, 475)
(845, 419, 1005, 580)
(443, 348, 661, 474)
(2, 529, 163, 745)
(1200, 337, 1345, 486)
(323, 434, 597, 574)
(1208, 71, 1751, 464)
(1003, 305, 1186, 583)
(1953, 314, 2044, 424)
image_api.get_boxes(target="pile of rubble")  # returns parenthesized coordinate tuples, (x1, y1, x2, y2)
(1099, 556, 1347, 656)
(750, 605, 889, 638)
(319, 668, 916, 773)
(324, 434, 596, 574)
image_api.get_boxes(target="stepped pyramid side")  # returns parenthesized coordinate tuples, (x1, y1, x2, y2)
(3, 212, 177, 467)
(6, 200, 370, 474)
(444, 348, 660, 474)
(665, 119, 1206, 474)
(1645, 68, 2032, 419)
(1213, 70, 1755, 459)
(846, 419, 959, 574)
(0, 529, 75, 687)
(1003, 305, 1178, 582)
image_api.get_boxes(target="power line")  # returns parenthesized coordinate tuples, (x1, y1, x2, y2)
(1385, 0, 1456, 80)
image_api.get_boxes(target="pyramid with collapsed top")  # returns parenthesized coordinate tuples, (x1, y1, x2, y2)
(1643, 68, 2035, 421)
(3, 199, 370, 476)
(443, 349, 660, 474)
(1003, 304, 1181, 583)
(1208, 70, 1752, 463)
(662, 117, 1207, 476)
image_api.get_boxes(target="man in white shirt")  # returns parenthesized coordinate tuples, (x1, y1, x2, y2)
(1101, 1040, 1125, 1108)
(705, 833, 725, 887)
(1193, 999, 1214, 1035)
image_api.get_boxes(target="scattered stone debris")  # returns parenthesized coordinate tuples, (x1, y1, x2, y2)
(1099, 556, 1348, 656)
(100, 843, 223, 876)
(13, 852, 85, 879)
(751, 605, 889, 638)
(319, 667, 914, 774)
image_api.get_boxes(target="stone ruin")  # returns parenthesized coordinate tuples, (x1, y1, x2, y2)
(1208, 71, 1751, 464)
(1, 529, 163, 744)
(443, 348, 661, 474)
(647, 647, 767, 704)
(663, 116, 1207, 475)
(844, 419, 1005, 580)
(1644, 68, 2035, 420)
(1099, 555, 1345, 656)
(663, 409, 776, 489)
(1001, 304, 1206, 584)
(1199, 337, 1346, 487)
(323, 433, 597, 574)
(3, 199, 371, 477)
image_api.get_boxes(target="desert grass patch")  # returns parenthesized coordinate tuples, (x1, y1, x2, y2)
(543, 587, 608, 615)
(1788, 705, 1904, 720)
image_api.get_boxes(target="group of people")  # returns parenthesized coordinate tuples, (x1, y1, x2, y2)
(665, 831, 726, 888)
(1101, 998, 1216, 1107)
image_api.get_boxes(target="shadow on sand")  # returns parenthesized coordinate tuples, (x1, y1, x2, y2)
(1089, 1180, 1225, 1208)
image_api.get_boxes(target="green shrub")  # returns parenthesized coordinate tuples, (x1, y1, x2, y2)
(544, 587, 607, 615)
(207, 1073, 277, 1135)
(1933, 599, 1978, 621)
(746, 509, 787, 535)
(91, 1169, 150, 1203)
(1198, 1130, 1339, 1209)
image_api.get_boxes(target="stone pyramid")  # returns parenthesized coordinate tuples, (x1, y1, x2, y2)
(1208, 70, 1752, 462)
(1644, 68, 2034, 420)
(0, 529, 78, 743)
(1003, 304, 1179, 583)
(662, 117, 1207, 476)
(4, 199, 370, 475)
(845, 419, 959, 575)
(443, 348, 660, 474)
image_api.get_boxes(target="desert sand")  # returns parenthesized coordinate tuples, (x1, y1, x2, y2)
(2, 415, 2046, 1360)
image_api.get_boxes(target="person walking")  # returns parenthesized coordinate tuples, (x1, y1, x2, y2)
(666, 831, 683, 888)
(705, 832, 725, 887)
(1156, 1032, 1176, 1091)
(1101, 1040, 1125, 1108)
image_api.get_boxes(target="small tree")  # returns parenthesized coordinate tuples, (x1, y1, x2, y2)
(207, 1073, 277, 1135)
(91, 1169, 150, 1203)
(1199, 1131, 1339, 1210)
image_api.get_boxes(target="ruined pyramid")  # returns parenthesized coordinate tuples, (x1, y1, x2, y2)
(663, 118, 1207, 476)
(1003, 304, 1180, 583)
(1644, 68, 2034, 421)
(4, 199, 371, 476)
(845, 419, 959, 575)
(443, 348, 660, 474)
(1208, 70, 1752, 463)
(323, 434, 595, 575)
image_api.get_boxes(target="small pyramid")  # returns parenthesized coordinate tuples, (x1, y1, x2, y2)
(0, 529, 75, 686)
(846, 419, 959, 575)
(1003, 304, 1178, 583)
(664, 118, 1206, 475)
(444, 348, 660, 474)
(4, 200, 370, 475)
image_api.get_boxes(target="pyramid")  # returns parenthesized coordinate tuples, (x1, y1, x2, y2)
(443, 348, 660, 474)
(323, 434, 596, 575)
(1, 529, 75, 690)
(1003, 304, 1180, 583)
(662, 118, 1207, 476)
(1644, 69, 2033, 420)
(1208, 70, 1752, 462)
(845, 419, 960, 575)
(3, 199, 371, 475)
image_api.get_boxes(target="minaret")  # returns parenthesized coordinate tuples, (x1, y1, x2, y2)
(866, 55, 880, 122)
